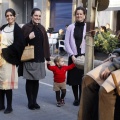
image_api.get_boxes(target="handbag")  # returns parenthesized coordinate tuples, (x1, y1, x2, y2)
(21, 44, 34, 61)
(74, 55, 85, 69)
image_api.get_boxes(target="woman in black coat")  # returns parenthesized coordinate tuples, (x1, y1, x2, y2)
(19, 8, 50, 110)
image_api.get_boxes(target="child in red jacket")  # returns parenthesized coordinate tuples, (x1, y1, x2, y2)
(47, 56, 75, 107)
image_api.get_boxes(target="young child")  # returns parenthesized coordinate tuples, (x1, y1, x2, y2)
(47, 56, 75, 107)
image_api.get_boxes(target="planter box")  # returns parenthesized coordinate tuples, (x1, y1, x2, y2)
(94, 52, 108, 60)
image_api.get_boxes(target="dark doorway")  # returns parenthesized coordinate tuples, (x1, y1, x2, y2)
(50, 0, 72, 32)
(23, 0, 33, 23)
(116, 11, 120, 32)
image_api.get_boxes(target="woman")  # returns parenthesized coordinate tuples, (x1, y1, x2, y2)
(19, 8, 50, 110)
(0, 8, 25, 114)
(100, 26, 107, 33)
(64, 6, 86, 106)
(99, 26, 108, 39)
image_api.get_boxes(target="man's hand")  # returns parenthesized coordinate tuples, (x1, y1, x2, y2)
(29, 32, 35, 40)
(103, 54, 117, 63)
(100, 67, 111, 80)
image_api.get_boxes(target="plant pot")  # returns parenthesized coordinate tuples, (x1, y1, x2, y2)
(94, 51, 108, 60)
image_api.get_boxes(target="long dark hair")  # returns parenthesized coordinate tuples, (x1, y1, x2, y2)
(31, 8, 41, 16)
(101, 26, 107, 33)
(74, 6, 86, 16)
(5, 8, 16, 17)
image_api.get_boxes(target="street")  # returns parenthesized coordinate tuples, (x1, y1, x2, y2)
(0, 65, 79, 120)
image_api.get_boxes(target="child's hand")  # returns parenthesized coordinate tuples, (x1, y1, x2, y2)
(47, 61, 51, 64)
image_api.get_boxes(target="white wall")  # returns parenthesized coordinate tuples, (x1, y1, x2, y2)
(95, 11, 111, 26)
(95, 11, 117, 33)
(9, 0, 24, 24)
(109, 0, 120, 7)
(1, 0, 9, 25)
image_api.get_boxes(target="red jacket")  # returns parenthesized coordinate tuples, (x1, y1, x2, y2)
(47, 63, 75, 83)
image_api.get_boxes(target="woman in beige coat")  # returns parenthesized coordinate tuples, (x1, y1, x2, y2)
(0, 8, 25, 114)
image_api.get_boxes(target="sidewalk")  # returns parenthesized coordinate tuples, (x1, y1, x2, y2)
(50, 52, 107, 63)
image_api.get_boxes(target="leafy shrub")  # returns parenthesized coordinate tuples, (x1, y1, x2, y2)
(94, 32, 120, 54)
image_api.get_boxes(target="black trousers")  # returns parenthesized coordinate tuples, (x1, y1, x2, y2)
(0, 89, 12, 109)
(26, 80, 39, 105)
(72, 85, 81, 101)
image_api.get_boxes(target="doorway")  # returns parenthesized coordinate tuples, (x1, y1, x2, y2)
(50, 0, 72, 32)
(116, 11, 120, 32)
(23, 0, 33, 23)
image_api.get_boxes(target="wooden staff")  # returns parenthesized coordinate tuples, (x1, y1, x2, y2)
(111, 73, 120, 96)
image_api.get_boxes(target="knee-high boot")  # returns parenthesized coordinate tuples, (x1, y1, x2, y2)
(0, 90, 5, 110)
(5, 89, 12, 109)
(26, 80, 34, 109)
(32, 80, 40, 109)
(4, 89, 13, 114)
(72, 85, 79, 106)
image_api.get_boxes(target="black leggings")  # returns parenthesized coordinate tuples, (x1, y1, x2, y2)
(26, 80, 39, 105)
(0, 89, 12, 108)
(56, 89, 66, 102)
(72, 85, 81, 101)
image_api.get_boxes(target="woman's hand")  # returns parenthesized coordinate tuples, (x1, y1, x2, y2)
(71, 55, 76, 62)
(100, 67, 111, 80)
(29, 32, 35, 40)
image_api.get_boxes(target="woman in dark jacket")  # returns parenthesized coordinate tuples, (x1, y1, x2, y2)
(0, 8, 25, 114)
(19, 8, 50, 110)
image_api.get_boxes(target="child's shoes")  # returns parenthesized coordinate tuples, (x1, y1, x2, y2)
(61, 99, 65, 106)
(56, 102, 61, 107)
(56, 99, 65, 107)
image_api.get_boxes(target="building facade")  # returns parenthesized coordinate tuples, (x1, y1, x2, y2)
(0, 0, 77, 32)
(96, 0, 120, 33)
(0, 0, 120, 33)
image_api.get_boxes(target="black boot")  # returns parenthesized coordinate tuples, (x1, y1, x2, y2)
(4, 90, 13, 114)
(73, 100, 79, 106)
(72, 85, 79, 106)
(26, 80, 35, 110)
(0, 90, 5, 110)
(4, 108, 13, 114)
(33, 80, 40, 109)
